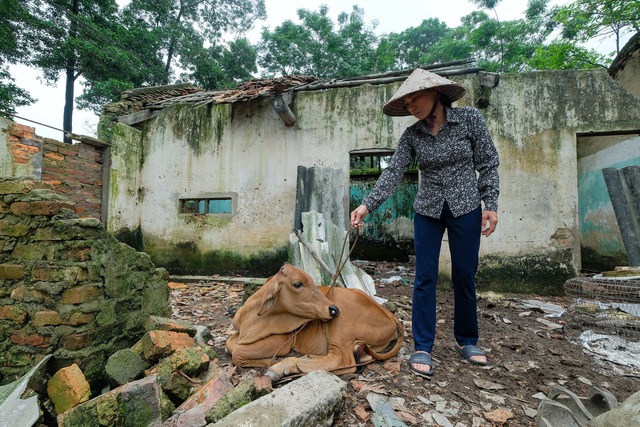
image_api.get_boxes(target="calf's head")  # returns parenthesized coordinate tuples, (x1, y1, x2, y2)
(257, 264, 340, 320)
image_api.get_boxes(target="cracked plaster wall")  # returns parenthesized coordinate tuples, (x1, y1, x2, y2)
(102, 69, 640, 291)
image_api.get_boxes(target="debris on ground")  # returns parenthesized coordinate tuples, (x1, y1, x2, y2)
(6, 261, 640, 426)
(169, 260, 640, 426)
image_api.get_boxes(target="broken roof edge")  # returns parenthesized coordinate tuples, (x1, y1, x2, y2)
(105, 60, 483, 121)
(121, 82, 202, 97)
(609, 31, 640, 78)
(292, 67, 483, 93)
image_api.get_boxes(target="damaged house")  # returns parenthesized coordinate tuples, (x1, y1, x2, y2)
(1, 38, 638, 294)
(96, 44, 639, 293)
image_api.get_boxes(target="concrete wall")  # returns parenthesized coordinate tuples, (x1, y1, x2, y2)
(611, 33, 640, 99)
(102, 69, 640, 292)
(477, 70, 639, 291)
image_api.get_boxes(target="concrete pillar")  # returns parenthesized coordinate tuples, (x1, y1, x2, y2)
(603, 165, 640, 266)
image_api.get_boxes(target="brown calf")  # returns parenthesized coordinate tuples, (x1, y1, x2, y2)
(225, 263, 403, 381)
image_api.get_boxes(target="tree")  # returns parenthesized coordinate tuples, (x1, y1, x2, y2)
(464, 0, 560, 72)
(76, 5, 168, 114)
(179, 38, 258, 90)
(13, 0, 264, 142)
(257, 6, 379, 78)
(23, 0, 123, 142)
(380, 19, 451, 70)
(0, 0, 35, 116)
(469, 0, 507, 71)
(20, 0, 153, 142)
(333, 6, 380, 76)
(553, 0, 640, 55)
(424, 1, 585, 73)
(376, 0, 565, 73)
(124, 0, 266, 80)
(257, 20, 315, 76)
(528, 41, 608, 70)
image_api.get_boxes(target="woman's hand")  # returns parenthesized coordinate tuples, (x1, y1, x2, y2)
(481, 210, 498, 237)
(350, 205, 370, 229)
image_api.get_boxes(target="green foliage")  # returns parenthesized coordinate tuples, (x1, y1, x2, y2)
(13, 0, 128, 139)
(71, 6, 168, 114)
(528, 42, 608, 70)
(76, 78, 134, 113)
(125, 0, 266, 80)
(382, 19, 451, 69)
(25, 0, 121, 80)
(0, 68, 34, 118)
(553, 0, 640, 54)
(180, 38, 258, 90)
(0, 0, 35, 115)
(257, 5, 380, 78)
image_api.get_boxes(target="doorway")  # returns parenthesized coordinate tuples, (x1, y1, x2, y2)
(348, 149, 418, 261)
(577, 132, 640, 271)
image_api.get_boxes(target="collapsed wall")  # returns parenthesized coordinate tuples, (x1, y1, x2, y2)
(0, 178, 171, 387)
(1, 120, 105, 220)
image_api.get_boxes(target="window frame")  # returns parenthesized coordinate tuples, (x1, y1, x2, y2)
(179, 193, 237, 216)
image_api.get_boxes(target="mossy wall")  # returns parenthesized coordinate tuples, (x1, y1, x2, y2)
(0, 178, 170, 387)
(349, 174, 417, 261)
(101, 69, 640, 290)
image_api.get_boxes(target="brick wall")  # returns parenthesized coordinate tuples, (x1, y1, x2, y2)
(3, 121, 106, 221)
(42, 139, 104, 220)
(0, 178, 170, 386)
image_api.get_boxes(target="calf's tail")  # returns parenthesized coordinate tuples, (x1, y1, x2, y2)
(365, 317, 404, 361)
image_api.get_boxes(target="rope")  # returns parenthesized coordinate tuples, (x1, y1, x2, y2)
(268, 226, 360, 363)
(267, 321, 310, 366)
(329, 225, 359, 288)
(271, 358, 375, 385)
(0, 110, 65, 133)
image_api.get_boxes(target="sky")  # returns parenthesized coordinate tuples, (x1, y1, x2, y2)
(9, 0, 625, 140)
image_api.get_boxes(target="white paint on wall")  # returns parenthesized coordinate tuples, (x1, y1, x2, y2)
(105, 69, 640, 275)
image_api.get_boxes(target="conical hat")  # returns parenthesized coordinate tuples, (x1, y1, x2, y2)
(383, 68, 466, 116)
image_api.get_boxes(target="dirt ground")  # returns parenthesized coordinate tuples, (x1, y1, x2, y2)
(170, 261, 640, 426)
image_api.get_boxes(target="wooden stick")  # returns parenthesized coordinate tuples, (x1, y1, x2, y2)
(294, 230, 344, 286)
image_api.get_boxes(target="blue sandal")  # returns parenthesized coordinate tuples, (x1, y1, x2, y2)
(455, 344, 488, 366)
(409, 351, 433, 378)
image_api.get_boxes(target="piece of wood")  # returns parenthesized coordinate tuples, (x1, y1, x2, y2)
(64, 133, 110, 147)
(117, 109, 161, 126)
(295, 230, 342, 286)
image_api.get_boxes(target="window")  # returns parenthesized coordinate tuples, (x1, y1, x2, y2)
(180, 197, 233, 214)
(350, 149, 418, 176)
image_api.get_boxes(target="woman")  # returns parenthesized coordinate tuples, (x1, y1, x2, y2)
(350, 68, 500, 378)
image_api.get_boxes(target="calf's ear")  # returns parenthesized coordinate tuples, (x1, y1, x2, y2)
(258, 280, 281, 316)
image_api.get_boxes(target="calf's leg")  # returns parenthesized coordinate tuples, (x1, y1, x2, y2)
(267, 349, 356, 381)
(231, 334, 294, 368)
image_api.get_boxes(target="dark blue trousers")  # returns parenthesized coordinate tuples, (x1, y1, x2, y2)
(412, 203, 482, 353)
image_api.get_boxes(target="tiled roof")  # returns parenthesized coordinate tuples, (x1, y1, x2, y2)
(105, 61, 481, 119)
(151, 75, 319, 109)
(104, 76, 319, 117)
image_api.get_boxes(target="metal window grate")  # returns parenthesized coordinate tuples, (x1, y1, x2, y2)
(564, 276, 640, 339)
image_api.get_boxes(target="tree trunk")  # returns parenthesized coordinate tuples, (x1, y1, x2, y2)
(63, 67, 75, 144)
(63, 0, 80, 144)
(163, 4, 184, 82)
